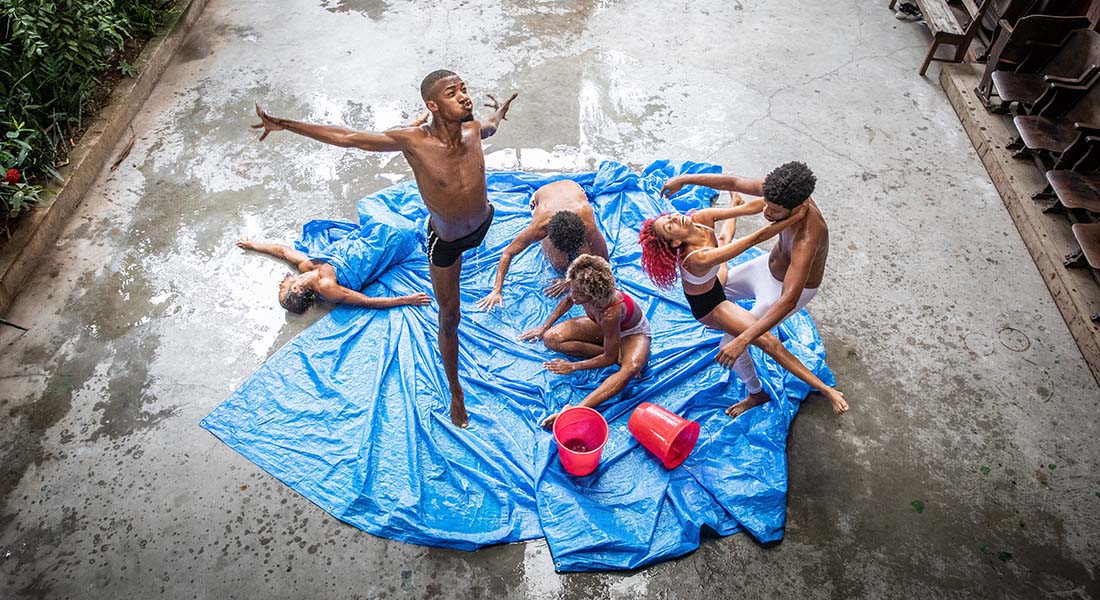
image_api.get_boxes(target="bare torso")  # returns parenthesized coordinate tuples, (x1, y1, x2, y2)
(530, 180, 604, 271)
(402, 122, 491, 241)
(768, 199, 829, 288)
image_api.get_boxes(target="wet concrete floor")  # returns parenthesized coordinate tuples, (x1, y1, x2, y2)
(1, 0, 1098, 598)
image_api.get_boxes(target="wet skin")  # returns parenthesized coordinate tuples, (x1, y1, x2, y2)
(476, 180, 610, 310)
(649, 205, 848, 416)
(251, 77, 516, 427)
(237, 238, 431, 309)
(660, 174, 847, 416)
(519, 283, 650, 430)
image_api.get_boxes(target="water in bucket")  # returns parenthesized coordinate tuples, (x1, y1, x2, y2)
(553, 406, 609, 476)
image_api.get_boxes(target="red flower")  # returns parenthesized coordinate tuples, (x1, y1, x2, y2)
(5, 168, 19, 184)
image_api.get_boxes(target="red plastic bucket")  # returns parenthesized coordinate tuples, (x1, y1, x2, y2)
(553, 406, 609, 476)
(627, 402, 701, 469)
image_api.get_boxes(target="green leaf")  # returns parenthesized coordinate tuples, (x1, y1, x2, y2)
(980, 466, 991, 475)
(911, 500, 925, 514)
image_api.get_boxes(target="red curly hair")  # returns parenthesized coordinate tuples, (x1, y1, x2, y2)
(639, 215, 679, 289)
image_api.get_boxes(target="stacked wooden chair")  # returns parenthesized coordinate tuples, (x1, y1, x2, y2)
(980, 21, 1100, 281)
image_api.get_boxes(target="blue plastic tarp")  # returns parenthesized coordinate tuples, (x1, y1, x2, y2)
(201, 160, 835, 572)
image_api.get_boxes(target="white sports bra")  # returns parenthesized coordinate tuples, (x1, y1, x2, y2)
(678, 223, 720, 285)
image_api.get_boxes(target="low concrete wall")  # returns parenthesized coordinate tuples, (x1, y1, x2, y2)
(0, 0, 209, 315)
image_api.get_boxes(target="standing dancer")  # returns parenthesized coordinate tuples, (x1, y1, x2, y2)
(253, 70, 517, 428)
(639, 203, 847, 418)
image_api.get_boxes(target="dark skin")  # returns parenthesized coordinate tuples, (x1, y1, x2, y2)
(661, 173, 831, 371)
(475, 180, 609, 310)
(253, 75, 517, 428)
(519, 283, 650, 430)
(649, 206, 848, 416)
(236, 238, 431, 309)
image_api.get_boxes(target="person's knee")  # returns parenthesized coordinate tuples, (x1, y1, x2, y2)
(621, 356, 646, 379)
(543, 328, 566, 351)
(438, 306, 461, 333)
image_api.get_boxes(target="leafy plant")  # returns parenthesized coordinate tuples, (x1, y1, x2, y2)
(0, 0, 176, 227)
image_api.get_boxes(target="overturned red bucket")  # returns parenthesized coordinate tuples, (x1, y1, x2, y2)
(552, 406, 609, 476)
(628, 402, 700, 469)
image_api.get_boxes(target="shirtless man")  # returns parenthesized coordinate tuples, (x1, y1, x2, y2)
(475, 180, 609, 310)
(252, 70, 517, 428)
(236, 238, 430, 313)
(661, 161, 848, 418)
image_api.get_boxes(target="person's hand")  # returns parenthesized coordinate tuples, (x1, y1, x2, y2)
(401, 292, 432, 306)
(236, 237, 256, 250)
(716, 336, 750, 368)
(541, 411, 563, 430)
(544, 279, 570, 297)
(660, 176, 685, 198)
(476, 290, 504, 311)
(544, 359, 575, 374)
(408, 109, 431, 127)
(784, 204, 809, 224)
(485, 93, 518, 119)
(251, 104, 285, 141)
(519, 326, 546, 342)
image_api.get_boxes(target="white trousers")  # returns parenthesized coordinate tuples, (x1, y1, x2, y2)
(722, 255, 818, 394)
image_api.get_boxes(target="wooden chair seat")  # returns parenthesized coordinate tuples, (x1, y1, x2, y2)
(1046, 170, 1100, 212)
(915, 0, 964, 35)
(1071, 223, 1100, 269)
(1013, 116, 1079, 153)
(991, 72, 1047, 105)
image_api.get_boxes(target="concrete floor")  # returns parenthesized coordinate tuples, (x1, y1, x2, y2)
(2, 0, 1098, 598)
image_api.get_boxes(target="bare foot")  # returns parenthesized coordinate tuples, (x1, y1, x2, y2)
(826, 389, 849, 415)
(725, 389, 771, 419)
(730, 191, 745, 207)
(449, 389, 468, 428)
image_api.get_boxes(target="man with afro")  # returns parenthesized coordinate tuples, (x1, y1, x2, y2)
(476, 180, 609, 311)
(661, 161, 844, 417)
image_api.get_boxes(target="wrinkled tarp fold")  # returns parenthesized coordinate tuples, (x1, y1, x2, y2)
(202, 160, 834, 572)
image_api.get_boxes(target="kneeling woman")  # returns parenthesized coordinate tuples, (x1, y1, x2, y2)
(639, 205, 845, 418)
(520, 255, 651, 429)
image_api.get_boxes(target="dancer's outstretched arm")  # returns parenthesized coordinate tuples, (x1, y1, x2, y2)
(252, 104, 412, 151)
(661, 173, 765, 197)
(317, 281, 431, 309)
(519, 296, 574, 341)
(236, 238, 310, 270)
(478, 93, 518, 139)
(682, 206, 806, 272)
(478, 223, 543, 311)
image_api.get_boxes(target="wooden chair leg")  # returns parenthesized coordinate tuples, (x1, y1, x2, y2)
(1064, 249, 1088, 268)
(919, 39, 939, 76)
(1031, 184, 1055, 200)
(952, 40, 971, 64)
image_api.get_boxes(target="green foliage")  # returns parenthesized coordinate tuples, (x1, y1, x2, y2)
(0, 0, 176, 226)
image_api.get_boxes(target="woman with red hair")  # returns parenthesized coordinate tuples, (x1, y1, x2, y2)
(638, 199, 845, 418)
